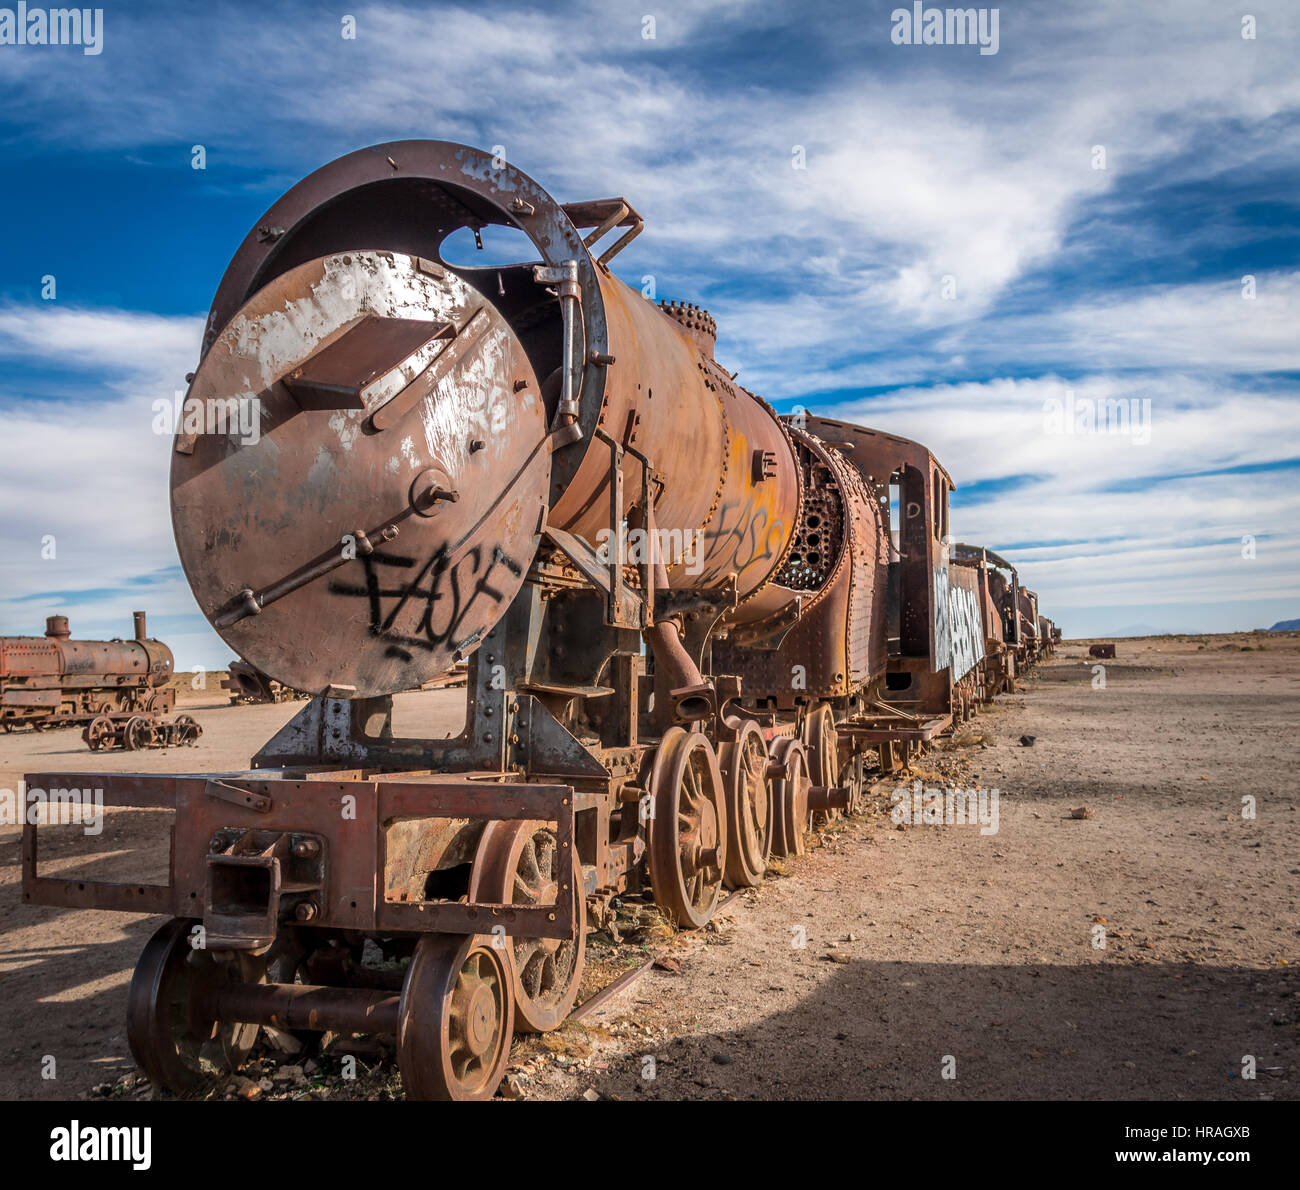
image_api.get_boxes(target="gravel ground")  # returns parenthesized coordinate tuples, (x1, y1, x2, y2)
(1, 635, 1296, 1101)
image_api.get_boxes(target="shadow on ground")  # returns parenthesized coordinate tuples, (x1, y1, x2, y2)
(580, 956, 1297, 1101)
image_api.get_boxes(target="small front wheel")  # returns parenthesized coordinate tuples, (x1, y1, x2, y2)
(126, 917, 263, 1095)
(397, 934, 514, 1101)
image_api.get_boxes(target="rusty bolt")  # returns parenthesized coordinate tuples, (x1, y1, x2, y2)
(418, 486, 458, 508)
(209, 834, 226, 853)
(294, 900, 319, 922)
(293, 838, 320, 860)
(410, 467, 459, 516)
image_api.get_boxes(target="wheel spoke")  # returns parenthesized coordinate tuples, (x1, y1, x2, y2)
(512, 871, 537, 903)
(519, 839, 542, 887)
(515, 936, 543, 971)
(520, 950, 545, 996)
(534, 835, 556, 878)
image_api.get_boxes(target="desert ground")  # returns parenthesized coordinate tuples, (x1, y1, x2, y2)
(1, 633, 1296, 1102)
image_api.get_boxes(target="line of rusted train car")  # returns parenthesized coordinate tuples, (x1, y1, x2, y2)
(20, 141, 1058, 1101)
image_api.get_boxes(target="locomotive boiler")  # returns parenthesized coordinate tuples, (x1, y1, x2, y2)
(0, 611, 174, 730)
(21, 140, 1053, 1101)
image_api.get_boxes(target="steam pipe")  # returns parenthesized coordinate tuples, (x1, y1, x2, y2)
(643, 559, 705, 691)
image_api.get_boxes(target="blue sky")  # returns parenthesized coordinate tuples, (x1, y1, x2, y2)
(0, 0, 1297, 667)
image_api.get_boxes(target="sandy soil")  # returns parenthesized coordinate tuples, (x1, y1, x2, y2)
(0, 685, 465, 1101)
(1, 635, 1296, 1101)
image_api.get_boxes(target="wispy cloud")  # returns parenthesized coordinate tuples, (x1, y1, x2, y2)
(0, 305, 209, 660)
(0, 0, 1297, 643)
(0, 305, 201, 375)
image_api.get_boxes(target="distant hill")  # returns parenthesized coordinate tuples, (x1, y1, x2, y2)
(1111, 623, 1166, 638)
(1268, 619, 1300, 632)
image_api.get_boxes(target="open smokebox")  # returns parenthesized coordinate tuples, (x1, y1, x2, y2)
(204, 830, 326, 950)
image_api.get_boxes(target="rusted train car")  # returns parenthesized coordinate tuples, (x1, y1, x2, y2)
(951, 544, 1037, 696)
(1, 612, 174, 731)
(22, 141, 1054, 1100)
(1038, 614, 1059, 656)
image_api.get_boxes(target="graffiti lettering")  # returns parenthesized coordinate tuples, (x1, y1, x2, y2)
(701, 499, 785, 587)
(330, 544, 522, 659)
(933, 566, 985, 679)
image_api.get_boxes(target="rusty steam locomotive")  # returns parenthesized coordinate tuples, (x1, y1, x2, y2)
(0, 612, 174, 731)
(21, 141, 1055, 1100)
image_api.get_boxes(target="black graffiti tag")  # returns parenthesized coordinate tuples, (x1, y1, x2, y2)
(329, 544, 522, 661)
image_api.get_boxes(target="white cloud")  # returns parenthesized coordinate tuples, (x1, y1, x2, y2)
(934, 273, 1300, 376)
(823, 371, 1300, 491)
(821, 371, 1300, 626)
(4, 0, 1297, 336)
(1, 0, 1298, 642)
(0, 305, 220, 665)
(0, 306, 201, 376)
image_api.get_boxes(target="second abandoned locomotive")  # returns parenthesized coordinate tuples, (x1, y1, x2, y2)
(22, 140, 1054, 1100)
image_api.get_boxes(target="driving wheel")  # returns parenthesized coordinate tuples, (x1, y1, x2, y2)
(469, 820, 585, 1033)
(804, 702, 841, 826)
(719, 720, 771, 889)
(768, 737, 810, 858)
(647, 728, 727, 929)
